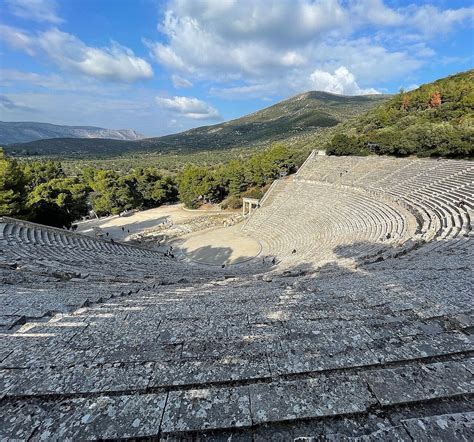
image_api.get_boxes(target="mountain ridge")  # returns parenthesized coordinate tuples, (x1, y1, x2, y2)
(0, 121, 145, 145)
(4, 91, 389, 156)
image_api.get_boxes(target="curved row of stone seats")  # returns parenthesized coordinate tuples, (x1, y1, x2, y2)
(243, 180, 413, 266)
(364, 225, 473, 272)
(385, 172, 473, 240)
(0, 217, 225, 286)
(1, 222, 165, 276)
(0, 217, 240, 331)
(339, 158, 402, 187)
(379, 159, 472, 193)
(294, 154, 473, 246)
(1, 218, 159, 259)
(296, 154, 472, 196)
(387, 189, 464, 239)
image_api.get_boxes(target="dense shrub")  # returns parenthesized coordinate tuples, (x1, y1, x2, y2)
(242, 187, 264, 199)
(220, 195, 242, 210)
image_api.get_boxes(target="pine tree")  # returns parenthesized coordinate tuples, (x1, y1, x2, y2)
(0, 148, 27, 217)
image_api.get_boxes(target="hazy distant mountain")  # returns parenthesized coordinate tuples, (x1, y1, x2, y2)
(0, 121, 145, 145)
(5, 91, 388, 156)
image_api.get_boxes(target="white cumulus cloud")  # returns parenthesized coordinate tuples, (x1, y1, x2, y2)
(309, 67, 379, 95)
(146, 40, 189, 72)
(0, 26, 153, 82)
(150, 1, 348, 78)
(156, 95, 220, 120)
(38, 29, 153, 82)
(0, 24, 36, 55)
(350, 0, 403, 27)
(408, 4, 474, 36)
(147, 0, 473, 98)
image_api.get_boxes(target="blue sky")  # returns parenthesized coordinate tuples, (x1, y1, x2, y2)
(0, 0, 473, 136)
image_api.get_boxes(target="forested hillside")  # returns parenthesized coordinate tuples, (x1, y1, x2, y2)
(5, 92, 387, 157)
(326, 70, 474, 158)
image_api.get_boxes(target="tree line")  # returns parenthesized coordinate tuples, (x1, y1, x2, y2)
(0, 144, 296, 227)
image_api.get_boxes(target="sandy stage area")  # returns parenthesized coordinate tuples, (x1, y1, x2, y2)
(174, 225, 261, 265)
(76, 204, 223, 241)
(76, 204, 260, 266)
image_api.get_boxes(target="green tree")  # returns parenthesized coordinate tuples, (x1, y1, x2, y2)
(0, 148, 27, 217)
(327, 134, 368, 156)
(26, 178, 90, 227)
(177, 165, 221, 208)
(224, 160, 248, 195)
(262, 143, 296, 179)
(246, 154, 266, 187)
(88, 169, 138, 216)
(133, 168, 177, 208)
(23, 160, 65, 190)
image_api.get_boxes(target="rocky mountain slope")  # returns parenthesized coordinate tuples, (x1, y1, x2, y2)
(0, 121, 145, 145)
(5, 92, 388, 156)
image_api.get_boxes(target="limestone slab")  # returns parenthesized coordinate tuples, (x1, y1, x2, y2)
(150, 355, 270, 388)
(249, 374, 375, 424)
(402, 412, 474, 441)
(161, 386, 252, 433)
(0, 401, 43, 440)
(34, 393, 166, 439)
(370, 331, 473, 364)
(1, 362, 154, 397)
(365, 360, 473, 406)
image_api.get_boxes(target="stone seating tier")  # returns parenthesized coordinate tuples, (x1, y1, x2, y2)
(243, 180, 413, 266)
(290, 154, 472, 250)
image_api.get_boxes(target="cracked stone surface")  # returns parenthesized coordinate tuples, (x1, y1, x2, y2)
(365, 360, 474, 406)
(0, 393, 167, 440)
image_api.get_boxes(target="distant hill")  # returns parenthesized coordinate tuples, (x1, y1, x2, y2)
(0, 121, 145, 145)
(5, 92, 388, 157)
(151, 91, 388, 151)
(326, 70, 474, 158)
